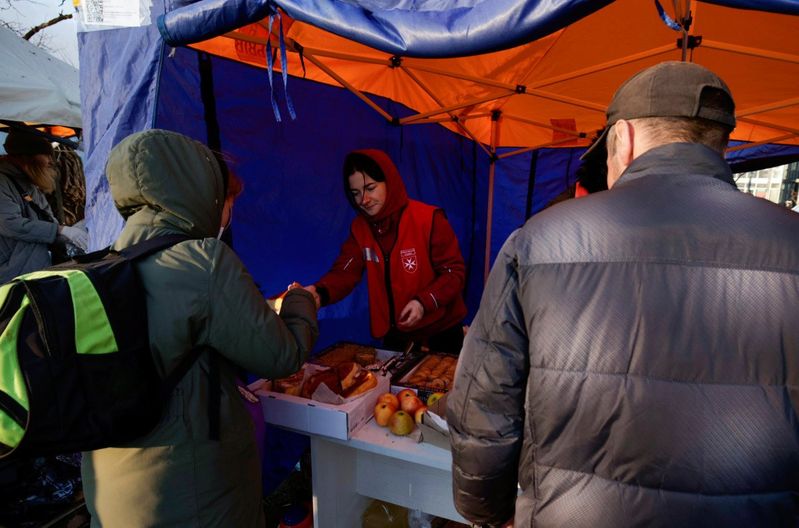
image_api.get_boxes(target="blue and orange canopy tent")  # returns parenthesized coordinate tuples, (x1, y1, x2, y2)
(81, 0, 799, 344)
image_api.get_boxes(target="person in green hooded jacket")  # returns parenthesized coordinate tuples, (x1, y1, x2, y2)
(80, 129, 319, 527)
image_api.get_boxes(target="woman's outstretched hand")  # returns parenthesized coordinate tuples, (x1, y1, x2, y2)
(397, 299, 424, 329)
(302, 284, 321, 309)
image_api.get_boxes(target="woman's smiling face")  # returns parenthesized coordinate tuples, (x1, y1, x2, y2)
(348, 170, 386, 216)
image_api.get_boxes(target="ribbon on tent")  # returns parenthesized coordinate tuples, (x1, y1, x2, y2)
(265, 3, 296, 122)
(654, 0, 683, 31)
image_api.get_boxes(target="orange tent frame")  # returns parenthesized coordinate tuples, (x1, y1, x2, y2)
(186, 0, 799, 277)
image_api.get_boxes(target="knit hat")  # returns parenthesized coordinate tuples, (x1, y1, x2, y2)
(4, 129, 54, 156)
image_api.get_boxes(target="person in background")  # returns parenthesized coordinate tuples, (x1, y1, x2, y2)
(305, 149, 467, 354)
(46, 144, 86, 227)
(448, 61, 799, 527)
(80, 129, 319, 527)
(0, 128, 87, 282)
(218, 168, 243, 244)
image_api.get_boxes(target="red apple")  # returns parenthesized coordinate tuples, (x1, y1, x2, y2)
(377, 392, 399, 409)
(400, 395, 424, 415)
(414, 405, 428, 424)
(374, 402, 397, 427)
(388, 410, 415, 436)
(396, 388, 417, 402)
(426, 392, 445, 408)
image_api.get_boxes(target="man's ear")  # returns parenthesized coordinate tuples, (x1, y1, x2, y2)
(607, 120, 635, 188)
(614, 119, 635, 166)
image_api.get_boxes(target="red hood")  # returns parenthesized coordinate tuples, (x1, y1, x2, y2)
(347, 149, 408, 222)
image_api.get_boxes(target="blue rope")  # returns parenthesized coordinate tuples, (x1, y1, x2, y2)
(654, 0, 683, 31)
(266, 14, 282, 122)
(278, 11, 296, 120)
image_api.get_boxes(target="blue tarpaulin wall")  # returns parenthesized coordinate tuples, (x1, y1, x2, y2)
(155, 46, 490, 347)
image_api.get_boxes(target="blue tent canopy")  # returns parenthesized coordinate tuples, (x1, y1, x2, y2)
(160, 0, 614, 56)
(159, 0, 799, 54)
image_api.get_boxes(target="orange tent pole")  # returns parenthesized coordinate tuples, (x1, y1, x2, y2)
(498, 136, 586, 159)
(503, 114, 585, 137)
(737, 97, 799, 118)
(295, 47, 390, 65)
(399, 92, 514, 124)
(404, 62, 521, 91)
(726, 133, 798, 152)
(529, 44, 675, 89)
(302, 52, 394, 122)
(405, 62, 606, 113)
(737, 117, 799, 137)
(399, 65, 492, 157)
(700, 41, 799, 65)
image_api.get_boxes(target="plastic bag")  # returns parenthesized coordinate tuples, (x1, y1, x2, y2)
(408, 508, 437, 528)
(362, 499, 409, 528)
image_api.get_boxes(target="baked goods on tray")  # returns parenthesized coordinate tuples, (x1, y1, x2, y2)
(401, 354, 457, 390)
(311, 342, 377, 367)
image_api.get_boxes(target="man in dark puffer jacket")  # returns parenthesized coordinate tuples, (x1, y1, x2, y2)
(448, 61, 799, 528)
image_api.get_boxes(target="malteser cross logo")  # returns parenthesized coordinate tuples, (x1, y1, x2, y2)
(400, 248, 418, 273)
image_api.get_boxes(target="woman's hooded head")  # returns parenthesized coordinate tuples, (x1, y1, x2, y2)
(342, 149, 408, 222)
(106, 129, 226, 239)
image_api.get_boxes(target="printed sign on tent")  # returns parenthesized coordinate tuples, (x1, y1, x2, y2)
(81, 0, 144, 27)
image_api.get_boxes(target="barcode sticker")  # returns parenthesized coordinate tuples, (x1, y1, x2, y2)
(82, 0, 141, 26)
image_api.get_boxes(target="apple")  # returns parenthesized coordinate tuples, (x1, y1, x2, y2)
(396, 388, 417, 402)
(377, 392, 399, 409)
(388, 410, 415, 436)
(426, 392, 445, 408)
(374, 402, 397, 427)
(400, 395, 424, 415)
(414, 405, 428, 424)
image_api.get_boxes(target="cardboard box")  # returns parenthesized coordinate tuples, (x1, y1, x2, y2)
(417, 393, 451, 449)
(252, 371, 389, 441)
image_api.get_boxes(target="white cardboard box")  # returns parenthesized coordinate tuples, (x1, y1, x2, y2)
(253, 372, 389, 440)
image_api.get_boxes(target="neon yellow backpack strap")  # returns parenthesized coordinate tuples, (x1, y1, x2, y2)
(0, 283, 31, 450)
(17, 270, 118, 355)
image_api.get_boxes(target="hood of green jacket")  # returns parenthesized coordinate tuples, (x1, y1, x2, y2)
(106, 129, 224, 246)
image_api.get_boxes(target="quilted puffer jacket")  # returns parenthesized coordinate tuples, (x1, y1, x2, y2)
(448, 143, 799, 527)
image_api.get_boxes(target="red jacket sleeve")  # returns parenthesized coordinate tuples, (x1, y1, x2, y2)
(414, 210, 466, 314)
(314, 230, 364, 306)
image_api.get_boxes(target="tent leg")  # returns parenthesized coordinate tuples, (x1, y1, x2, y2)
(484, 111, 501, 282)
(484, 158, 496, 282)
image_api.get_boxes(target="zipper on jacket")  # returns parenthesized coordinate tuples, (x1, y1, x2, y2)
(383, 249, 396, 328)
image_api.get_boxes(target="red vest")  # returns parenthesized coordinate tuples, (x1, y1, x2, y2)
(352, 200, 451, 338)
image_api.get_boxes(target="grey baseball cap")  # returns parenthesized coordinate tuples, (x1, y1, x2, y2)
(581, 61, 736, 160)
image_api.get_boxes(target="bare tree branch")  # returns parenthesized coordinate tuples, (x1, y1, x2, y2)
(23, 12, 72, 40)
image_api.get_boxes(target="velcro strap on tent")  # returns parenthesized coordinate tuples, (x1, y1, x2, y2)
(265, 6, 296, 122)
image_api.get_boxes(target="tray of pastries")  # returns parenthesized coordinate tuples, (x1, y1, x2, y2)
(308, 342, 378, 367)
(396, 353, 458, 392)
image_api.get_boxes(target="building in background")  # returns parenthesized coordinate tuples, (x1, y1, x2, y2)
(735, 162, 799, 207)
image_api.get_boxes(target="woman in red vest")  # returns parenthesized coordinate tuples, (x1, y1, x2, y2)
(305, 149, 467, 354)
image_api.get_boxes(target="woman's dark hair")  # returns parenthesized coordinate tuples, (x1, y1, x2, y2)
(342, 152, 385, 208)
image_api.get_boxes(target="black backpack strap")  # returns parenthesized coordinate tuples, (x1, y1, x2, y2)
(119, 234, 193, 261)
(161, 345, 222, 441)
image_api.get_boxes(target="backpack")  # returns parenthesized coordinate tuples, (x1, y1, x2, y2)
(0, 235, 214, 460)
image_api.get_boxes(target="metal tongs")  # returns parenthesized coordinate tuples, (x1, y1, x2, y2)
(379, 340, 415, 376)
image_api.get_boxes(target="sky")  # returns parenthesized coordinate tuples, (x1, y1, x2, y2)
(1, 0, 79, 67)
